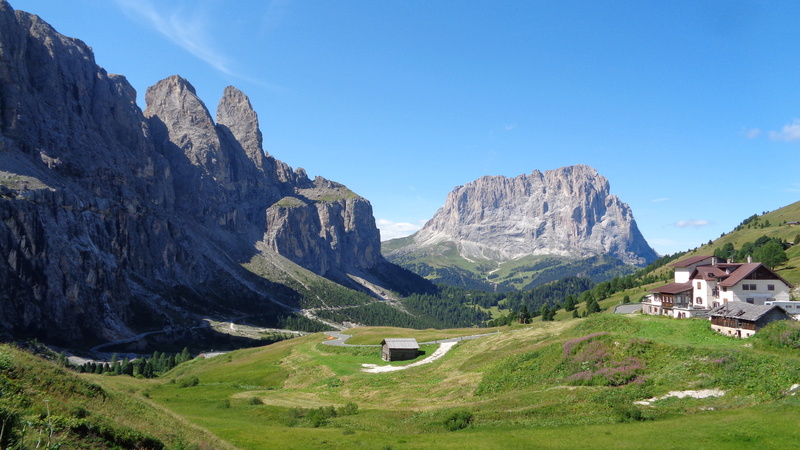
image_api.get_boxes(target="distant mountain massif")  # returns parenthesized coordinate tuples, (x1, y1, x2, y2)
(0, 2, 427, 347)
(383, 165, 658, 291)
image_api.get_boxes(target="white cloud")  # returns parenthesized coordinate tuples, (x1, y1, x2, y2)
(674, 219, 711, 228)
(114, 0, 234, 76)
(651, 197, 669, 203)
(377, 219, 422, 241)
(743, 128, 761, 139)
(504, 123, 518, 131)
(769, 119, 800, 142)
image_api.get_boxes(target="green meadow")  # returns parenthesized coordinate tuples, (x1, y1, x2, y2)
(38, 313, 797, 448)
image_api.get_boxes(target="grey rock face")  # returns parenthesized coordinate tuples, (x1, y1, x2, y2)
(398, 165, 657, 265)
(0, 2, 388, 345)
(263, 180, 382, 275)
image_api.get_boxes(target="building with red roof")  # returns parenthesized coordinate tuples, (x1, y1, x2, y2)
(643, 255, 794, 324)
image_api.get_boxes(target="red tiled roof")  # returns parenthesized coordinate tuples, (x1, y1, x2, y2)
(718, 263, 794, 288)
(649, 282, 693, 294)
(691, 265, 729, 281)
(671, 255, 714, 268)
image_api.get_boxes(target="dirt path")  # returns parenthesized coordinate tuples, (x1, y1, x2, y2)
(360, 341, 457, 373)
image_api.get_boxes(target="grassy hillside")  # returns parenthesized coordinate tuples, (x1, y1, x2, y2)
(83, 314, 800, 448)
(0, 344, 230, 449)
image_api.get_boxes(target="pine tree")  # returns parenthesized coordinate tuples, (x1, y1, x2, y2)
(519, 305, 531, 324)
(539, 304, 549, 321)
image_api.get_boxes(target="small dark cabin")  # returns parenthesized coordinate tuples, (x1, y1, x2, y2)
(709, 303, 792, 338)
(380, 338, 419, 362)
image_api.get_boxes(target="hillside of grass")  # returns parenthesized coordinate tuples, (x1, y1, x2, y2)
(0, 344, 231, 449)
(77, 314, 800, 448)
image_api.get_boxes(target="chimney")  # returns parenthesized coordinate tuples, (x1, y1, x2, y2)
(727, 259, 732, 264)
(747, 255, 753, 263)
(711, 256, 718, 266)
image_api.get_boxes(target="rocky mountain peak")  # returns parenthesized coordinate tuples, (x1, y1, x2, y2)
(144, 75, 229, 184)
(216, 85, 267, 167)
(401, 165, 656, 265)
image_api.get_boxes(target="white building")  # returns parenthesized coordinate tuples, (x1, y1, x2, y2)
(644, 255, 794, 319)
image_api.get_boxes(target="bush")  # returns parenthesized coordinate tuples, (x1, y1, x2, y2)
(248, 396, 262, 406)
(177, 376, 199, 388)
(612, 404, 650, 422)
(338, 402, 358, 416)
(0, 406, 22, 448)
(443, 410, 473, 431)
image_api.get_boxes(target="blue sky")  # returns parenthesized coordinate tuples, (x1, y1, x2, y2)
(11, 0, 800, 255)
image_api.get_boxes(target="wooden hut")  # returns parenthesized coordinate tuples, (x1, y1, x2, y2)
(380, 338, 419, 361)
(708, 303, 791, 338)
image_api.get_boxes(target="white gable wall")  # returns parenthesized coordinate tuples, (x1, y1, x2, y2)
(728, 280, 791, 304)
(692, 279, 716, 308)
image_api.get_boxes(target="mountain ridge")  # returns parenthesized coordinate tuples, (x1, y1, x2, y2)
(0, 1, 425, 347)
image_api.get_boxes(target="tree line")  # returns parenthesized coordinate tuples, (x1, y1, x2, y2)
(72, 348, 194, 379)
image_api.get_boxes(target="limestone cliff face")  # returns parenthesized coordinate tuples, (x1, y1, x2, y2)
(0, 2, 388, 345)
(263, 179, 382, 275)
(398, 165, 657, 265)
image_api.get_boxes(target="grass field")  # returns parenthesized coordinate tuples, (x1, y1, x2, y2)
(73, 313, 800, 448)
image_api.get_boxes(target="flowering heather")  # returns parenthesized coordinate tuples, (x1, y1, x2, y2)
(562, 332, 609, 356)
(562, 333, 647, 386)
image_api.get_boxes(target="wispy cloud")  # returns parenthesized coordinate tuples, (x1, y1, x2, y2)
(651, 197, 669, 203)
(769, 119, 800, 142)
(504, 123, 518, 131)
(743, 128, 761, 139)
(114, 0, 234, 76)
(377, 219, 422, 241)
(674, 219, 711, 228)
(260, 0, 291, 36)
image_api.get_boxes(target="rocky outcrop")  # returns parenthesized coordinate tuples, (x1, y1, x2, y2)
(0, 2, 395, 345)
(263, 180, 382, 275)
(391, 165, 657, 266)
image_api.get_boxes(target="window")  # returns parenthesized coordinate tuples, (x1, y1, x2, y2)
(746, 298, 754, 304)
(768, 284, 775, 291)
(743, 284, 749, 291)
(750, 284, 757, 290)
(697, 282, 701, 289)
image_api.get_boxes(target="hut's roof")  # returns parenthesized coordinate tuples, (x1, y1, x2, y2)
(708, 303, 788, 322)
(381, 338, 419, 349)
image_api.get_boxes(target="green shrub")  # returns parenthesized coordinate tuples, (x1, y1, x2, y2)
(612, 404, 650, 422)
(248, 396, 262, 406)
(0, 406, 22, 448)
(177, 375, 199, 388)
(70, 405, 90, 419)
(443, 410, 473, 431)
(338, 402, 359, 416)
